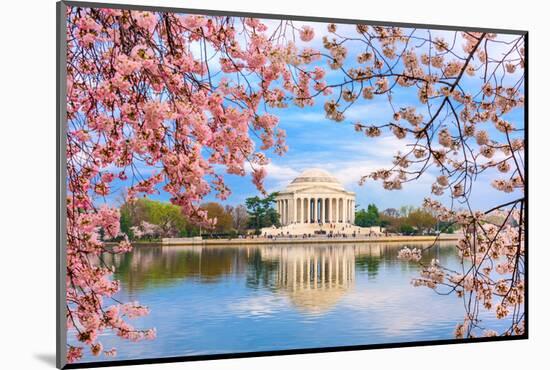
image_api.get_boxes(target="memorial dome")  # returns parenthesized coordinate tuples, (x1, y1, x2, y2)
(285, 168, 344, 191)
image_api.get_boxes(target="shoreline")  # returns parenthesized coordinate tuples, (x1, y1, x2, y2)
(146, 234, 460, 247)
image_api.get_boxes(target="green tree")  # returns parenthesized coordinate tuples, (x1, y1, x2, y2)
(120, 198, 189, 239)
(148, 201, 188, 236)
(354, 203, 380, 227)
(245, 192, 280, 232)
(399, 224, 415, 235)
(119, 205, 134, 239)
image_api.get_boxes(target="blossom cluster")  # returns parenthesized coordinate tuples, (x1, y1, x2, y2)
(65, 7, 324, 362)
(330, 29, 524, 203)
(404, 198, 525, 338)
(396, 246, 423, 262)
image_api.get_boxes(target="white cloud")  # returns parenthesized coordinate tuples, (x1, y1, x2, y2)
(344, 101, 394, 123)
(265, 162, 301, 181)
(244, 161, 301, 193)
(264, 134, 435, 186)
(264, 163, 301, 192)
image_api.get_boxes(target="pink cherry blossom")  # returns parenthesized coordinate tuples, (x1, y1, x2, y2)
(65, 6, 330, 362)
(299, 26, 315, 42)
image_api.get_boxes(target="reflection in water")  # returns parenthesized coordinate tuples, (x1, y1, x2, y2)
(72, 242, 511, 363)
(262, 245, 355, 314)
(103, 245, 250, 292)
(106, 243, 453, 309)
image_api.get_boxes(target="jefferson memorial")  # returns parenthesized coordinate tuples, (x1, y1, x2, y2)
(263, 168, 381, 236)
(275, 168, 356, 225)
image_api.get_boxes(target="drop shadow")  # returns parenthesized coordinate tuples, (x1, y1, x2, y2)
(34, 353, 57, 367)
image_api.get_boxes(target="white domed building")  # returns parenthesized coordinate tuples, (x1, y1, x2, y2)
(275, 168, 355, 226)
(262, 169, 381, 236)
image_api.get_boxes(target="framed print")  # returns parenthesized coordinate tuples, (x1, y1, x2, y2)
(57, 1, 528, 368)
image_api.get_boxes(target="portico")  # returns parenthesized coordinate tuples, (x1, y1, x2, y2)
(274, 169, 356, 226)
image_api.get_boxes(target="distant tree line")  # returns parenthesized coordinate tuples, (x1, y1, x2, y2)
(120, 197, 454, 240)
(119, 193, 281, 240)
(354, 204, 458, 235)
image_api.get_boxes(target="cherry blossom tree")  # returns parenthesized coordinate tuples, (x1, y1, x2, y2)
(130, 221, 161, 240)
(316, 24, 525, 338)
(64, 4, 525, 363)
(65, 6, 328, 363)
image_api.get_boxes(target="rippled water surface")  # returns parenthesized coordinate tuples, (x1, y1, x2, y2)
(71, 242, 512, 362)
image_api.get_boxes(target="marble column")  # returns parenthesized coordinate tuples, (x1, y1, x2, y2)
(286, 199, 289, 224)
(302, 198, 305, 223)
(344, 198, 348, 223)
(296, 198, 301, 224)
(321, 199, 324, 223)
(288, 199, 291, 224)
(292, 197, 298, 222)
(306, 197, 310, 223)
(320, 199, 323, 223)
(342, 198, 345, 223)
(284, 199, 287, 225)
(313, 198, 318, 224)
(345, 199, 347, 222)
(281, 200, 285, 225)
(287, 198, 291, 224)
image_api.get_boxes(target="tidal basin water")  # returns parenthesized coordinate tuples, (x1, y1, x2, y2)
(71, 242, 512, 362)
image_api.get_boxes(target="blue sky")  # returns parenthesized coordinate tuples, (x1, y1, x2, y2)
(93, 18, 525, 213)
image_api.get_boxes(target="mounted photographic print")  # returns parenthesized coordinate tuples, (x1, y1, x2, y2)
(56, 1, 528, 368)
